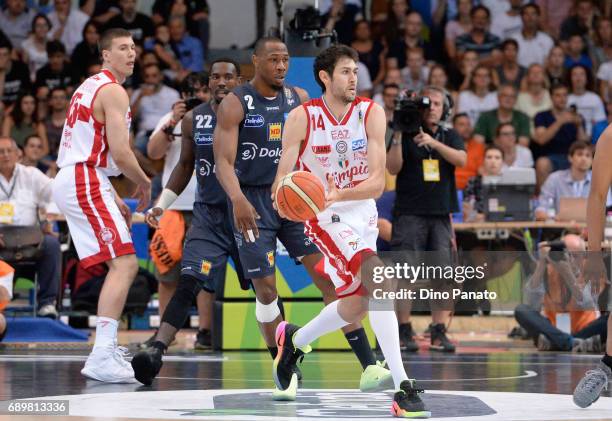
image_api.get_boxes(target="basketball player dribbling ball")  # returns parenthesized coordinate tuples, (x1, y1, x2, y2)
(272, 45, 430, 418)
(52, 28, 151, 383)
(573, 122, 612, 407)
(214, 37, 392, 397)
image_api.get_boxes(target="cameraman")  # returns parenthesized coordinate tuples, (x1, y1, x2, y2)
(515, 236, 607, 352)
(386, 85, 466, 353)
(145, 71, 213, 349)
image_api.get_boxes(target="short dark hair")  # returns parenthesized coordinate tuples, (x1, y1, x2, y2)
(501, 39, 519, 51)
(520, 3, 540, 16)
(452, 112, 470, 125)
(179, 71, 209, 95)
(568, 140, 592, 157)
(46, 40, 66, 56)
(495, 122, 516, 137)
(313, 44, 359, 92)
(99, 28, 132, 52)
(485, 144, 504, 159)
(49, 86, 67, 97)
(208, 57, 241, 76)
(23, 134, 42, 148)
(254, 36, 284, 56)
(549, 83, 568, 95)
(470, 5, 490, 18)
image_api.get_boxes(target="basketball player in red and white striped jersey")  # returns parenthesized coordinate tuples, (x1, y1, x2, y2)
(272, 45, 430, 417)
(53, 28, 151, 383)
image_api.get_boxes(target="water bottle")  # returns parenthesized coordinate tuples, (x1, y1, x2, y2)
(546, 197, 556, 220)
(467, 195, 478, 222)
(62, 286, 71, 311)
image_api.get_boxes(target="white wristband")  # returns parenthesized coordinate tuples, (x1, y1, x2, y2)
(156, 188, 178, 210)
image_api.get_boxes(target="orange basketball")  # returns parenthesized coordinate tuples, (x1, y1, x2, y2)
(275, 171, 326, 222)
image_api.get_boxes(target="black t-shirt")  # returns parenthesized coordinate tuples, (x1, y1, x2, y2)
(387, 38, 431, 69)
(70, 42, 100, 82)
(2, 60, 32, 106)
(104, 14, 155, 42)
(394, 127, 465, 215)
(35, 64, 77, 90)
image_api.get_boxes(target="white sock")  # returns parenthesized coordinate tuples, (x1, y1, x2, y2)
(294, 300, 350, 349)
(368, 310, 408, 389)
(94, 317, 118, 350)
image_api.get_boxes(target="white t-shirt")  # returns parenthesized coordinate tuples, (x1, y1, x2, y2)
(597, 61, 612, 82)
(503, 145, 534, 169)
(21, 38, 48, 80)
(491, 13, 523, 40)
(0, 164, 52, 226)
(511, 31, 554, 67)
(568, 91, 606, 136)
(151, 112, 197, 211)
(131, 85, 180, 135)
(457, 91, 499, 126)
(48, 9, 90, 55)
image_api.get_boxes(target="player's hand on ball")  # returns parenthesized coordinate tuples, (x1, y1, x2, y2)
(233, 195, 260, 242)
(271, 182, 287, 219)
(325, 175, 340, 208)
(583, 252, 609, 295)
(145, 207, 163, 229)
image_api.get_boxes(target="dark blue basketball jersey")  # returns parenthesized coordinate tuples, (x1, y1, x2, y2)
(192, 101, 225, 205)
(232, 83, 301, 186)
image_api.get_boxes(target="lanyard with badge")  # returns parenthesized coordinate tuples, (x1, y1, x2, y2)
(422, 130, 440, 182)
(0, 169, 17, 224)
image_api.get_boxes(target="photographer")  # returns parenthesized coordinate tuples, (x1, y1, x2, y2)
(515, 236, 607, 352)
(145, 71, 213, 349)
(386, 86, 467, 353)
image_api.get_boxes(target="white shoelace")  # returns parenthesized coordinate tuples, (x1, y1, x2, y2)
(113, 346, 133, 369)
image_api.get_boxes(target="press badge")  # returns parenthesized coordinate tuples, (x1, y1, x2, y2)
(423, 159, 440, 182)
(0, 202, 15, 224)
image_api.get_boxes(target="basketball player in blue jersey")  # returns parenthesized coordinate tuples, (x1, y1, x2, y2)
(214, 37, 391, 395)
(131, 59, 247, 386)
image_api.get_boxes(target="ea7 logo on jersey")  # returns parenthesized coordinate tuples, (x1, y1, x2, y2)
(352, 139, 366, 151)
(194, 132, 213, 145)
(244, 114, 265, 127)
(268, 123, 282, 141)
(331, 129, 350, 140)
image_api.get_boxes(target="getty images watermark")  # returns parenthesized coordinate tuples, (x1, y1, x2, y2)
(371, 262, 498, 301)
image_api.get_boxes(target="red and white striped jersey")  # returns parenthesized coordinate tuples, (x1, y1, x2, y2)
(57, 69, 131, 176)
(297, 97, 374, 193)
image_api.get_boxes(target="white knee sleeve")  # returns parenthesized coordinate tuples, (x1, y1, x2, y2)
(255, 297, 281, 323)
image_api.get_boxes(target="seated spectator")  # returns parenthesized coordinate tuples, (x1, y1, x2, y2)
(535, 141, 594, 220)
(0, 0, 36, 50)
(387, 11, 430, 70)
(351, 19, 385, 86)
(517, 64, 552, 127)
(589, 18, 612, 69)
(401, 47, 428, 92)
(455, 5, 501, 68)
(535, 0, 572, 39)
(48, 0, 89, 55)
(445, 0, 472, 61)
(21, 134, 51, 175)
(0, 40, 31, 107)
(454, 113, 485, 191)
(168, 16, 204, 77)
(490, 0, 523, 40)
(70, 20, 100, 82)
(462, 145, 504, 221)
(372, 68, 403, 105)
(560, 0, 596, 43)
(0, 260, 14, 340)
(449, 50, 478, 92)
(35, 41, 77, 91)
(457, 64, 498, 126)
(80, 0, 120, 26)
(511, 4, 554, 68)
(43, 86, 67, 159)
(592, 101, 612, 144)
(145, 24, 182, 79)
(474, 84, 530, 145)
(596, 60, 612, 102)
(131, 63, 180, 149)
(0, 137, 60, 318)
(564, 34, 593, 70)
(515, 236, 606, 352)
(381, 0, 408, 47)
(545, 45, 567, 87)
(22, 14, 52, 81)
(152, 0, 209, 49)
(534, 84, 588, 187)
(494, 122, 534, 169)
(494, 39, 526, 91)
(104, 0, 154, 43)
(34, 85, 49, 123)
(1, 94, 49, 152)
(322, 0, 362, 46)
(568, 64, 606, 137)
